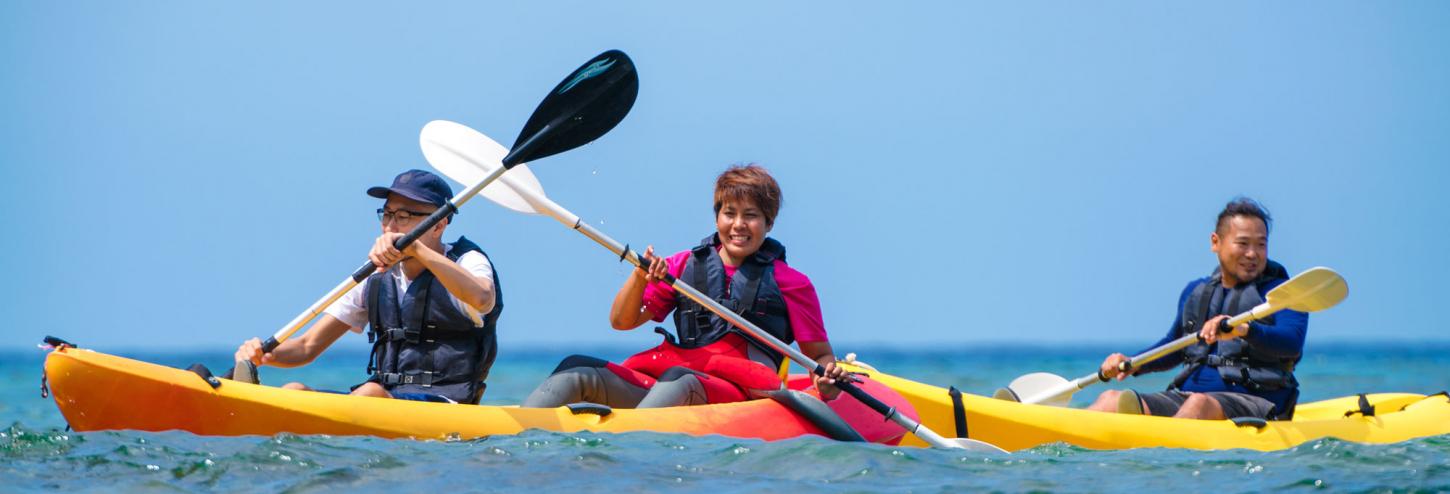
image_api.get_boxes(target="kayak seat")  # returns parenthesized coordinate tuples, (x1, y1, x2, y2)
(184, 363, 223, 389)
(1231, 416, 1268, 429)
(566, 402, 613, 417)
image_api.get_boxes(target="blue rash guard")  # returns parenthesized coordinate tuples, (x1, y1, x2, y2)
(1133, 277, 1310, 412)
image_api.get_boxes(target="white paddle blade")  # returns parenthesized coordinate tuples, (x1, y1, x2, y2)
(419, 120, 546, 215)
(992, 387, 1021, 402)
(950, 438, 1010, 454)
(1007, 372, 1073, 407)
(1265, 267, 1348, 313)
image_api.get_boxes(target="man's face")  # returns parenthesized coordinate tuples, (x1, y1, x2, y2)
(1211, 215, 1268, 286)
(380, 194, 444, 242)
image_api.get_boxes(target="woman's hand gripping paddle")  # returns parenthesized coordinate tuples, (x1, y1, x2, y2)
(419, 122, 1006, 453)
(996, 267, 1349, 406)
(232, 51, 639, 382)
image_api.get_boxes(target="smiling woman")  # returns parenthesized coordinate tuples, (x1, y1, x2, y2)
(524, 163, 850, 412)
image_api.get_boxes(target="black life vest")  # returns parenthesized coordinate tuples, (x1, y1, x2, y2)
(366, 236, 501, 404)
(1172, 260, 1299, 394)
(671, 234, 793, 366)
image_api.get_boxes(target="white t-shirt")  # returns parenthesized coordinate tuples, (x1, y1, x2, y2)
(325, 244, 496, 332)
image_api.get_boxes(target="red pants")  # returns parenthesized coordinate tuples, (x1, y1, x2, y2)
(611, 333, 783, 404)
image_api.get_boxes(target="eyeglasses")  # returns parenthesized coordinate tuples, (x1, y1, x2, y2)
(377, 208, 434, 224)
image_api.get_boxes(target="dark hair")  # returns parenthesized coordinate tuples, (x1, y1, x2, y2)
(713, 164, 782, 226)
(1216, 196, 1272, 235)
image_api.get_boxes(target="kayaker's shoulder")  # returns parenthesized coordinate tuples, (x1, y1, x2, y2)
(770, 259, 814, 288)
(1181, 276, 1211, 292)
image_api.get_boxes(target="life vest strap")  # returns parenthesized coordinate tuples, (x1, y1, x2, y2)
(376, 371, 436, 388)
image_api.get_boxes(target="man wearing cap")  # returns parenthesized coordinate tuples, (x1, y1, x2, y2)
(234, 169, 503, 404)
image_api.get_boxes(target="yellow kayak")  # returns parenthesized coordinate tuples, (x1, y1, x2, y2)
(44, 347, 1449, 451)
(852, 362, 1450, 451)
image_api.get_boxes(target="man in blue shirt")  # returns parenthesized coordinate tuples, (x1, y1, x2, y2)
(1089, 197, 1308, 420)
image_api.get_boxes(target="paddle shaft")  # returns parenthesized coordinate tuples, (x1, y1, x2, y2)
(1020, 306, 1264, 405)
(492, 173, 965, 449)
(260, 162, 515, 352)
(1118, 308, 1259, 374)
(258, 121, 572, 352)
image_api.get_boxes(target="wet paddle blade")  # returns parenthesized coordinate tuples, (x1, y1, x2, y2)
(506, 50, 639, 166)
(420, 120, 545, 215)
(1265, 266, 1349, 313)
(951, 438, 1010, 454)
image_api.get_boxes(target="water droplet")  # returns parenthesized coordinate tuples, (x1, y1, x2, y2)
(592, 169, 598, 176)
(146, 465, 160, 471)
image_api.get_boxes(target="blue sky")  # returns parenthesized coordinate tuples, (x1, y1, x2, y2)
(2, 2, 1447, 353)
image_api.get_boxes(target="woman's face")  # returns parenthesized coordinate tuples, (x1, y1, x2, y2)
(715, 198, 771, 265)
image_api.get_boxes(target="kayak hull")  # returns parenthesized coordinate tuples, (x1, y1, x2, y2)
(45, 348, 1450, 451)
(45, 348, 841, 442)
(855, 363, 1450, 451)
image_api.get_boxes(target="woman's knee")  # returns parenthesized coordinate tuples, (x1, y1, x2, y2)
(638, 374, 708, 408)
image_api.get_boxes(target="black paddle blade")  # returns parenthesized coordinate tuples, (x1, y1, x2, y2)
(504, 49, 639, 167)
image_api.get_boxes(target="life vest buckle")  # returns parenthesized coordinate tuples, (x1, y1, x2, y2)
(377, 371, 434, 387)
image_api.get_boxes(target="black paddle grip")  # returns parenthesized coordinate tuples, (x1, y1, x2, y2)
(1218, 318, 1235, 334)
(350, 203, 458, 283)
(261, 336, 280, 353)
(813, 364, 896, 418)
(635, 252, 677, 285)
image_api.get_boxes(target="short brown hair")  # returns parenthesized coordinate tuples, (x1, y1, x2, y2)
(713, 164, 782, 225)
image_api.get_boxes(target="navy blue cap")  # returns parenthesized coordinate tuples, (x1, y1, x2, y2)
(367, 169, 453, 208)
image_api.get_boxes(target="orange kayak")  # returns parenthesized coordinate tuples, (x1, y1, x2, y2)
(43, 346, 915, 444)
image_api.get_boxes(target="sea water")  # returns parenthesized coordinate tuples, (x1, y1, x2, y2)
(3, 343, 1447, 493)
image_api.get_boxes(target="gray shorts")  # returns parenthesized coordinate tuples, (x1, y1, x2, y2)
(1137, 389, 1276, 419)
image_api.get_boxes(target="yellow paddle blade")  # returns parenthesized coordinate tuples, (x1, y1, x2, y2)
(1265, 266, 1349, 313)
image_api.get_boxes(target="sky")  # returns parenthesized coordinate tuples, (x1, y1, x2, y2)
(2, 2, 1448, 354)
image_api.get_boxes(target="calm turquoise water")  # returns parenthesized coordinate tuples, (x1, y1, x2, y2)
(4, 343, 1448, 493)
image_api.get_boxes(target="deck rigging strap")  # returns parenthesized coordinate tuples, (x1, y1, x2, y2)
(949, 386, 968, 438)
